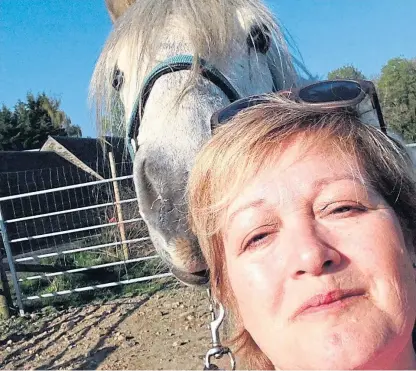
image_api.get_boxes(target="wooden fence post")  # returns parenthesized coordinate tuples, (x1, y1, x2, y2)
(108, 152, 129, 260)
(0, 249, 11, 320)
(0, 206, 24, 316)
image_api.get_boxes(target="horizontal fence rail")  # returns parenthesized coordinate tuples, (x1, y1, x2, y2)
(0, 175, 134, 202)
(15, 237, 151, 262)
(19, 255, 159, 281)
(25, 272, 173, 301)
(9, 217, 143, 243)
(5, 198, 137, 224)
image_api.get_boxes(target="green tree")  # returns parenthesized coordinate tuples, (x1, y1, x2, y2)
(0, 93, 82, 151)
(99, 94, 125, 137)
(327, 65, 367, 80)
(377, 58, 416, 142)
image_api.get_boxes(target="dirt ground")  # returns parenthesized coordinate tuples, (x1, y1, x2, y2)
(0, 281, 235, 370)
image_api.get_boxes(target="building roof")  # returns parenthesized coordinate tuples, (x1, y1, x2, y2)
(41, 136, 132, 178)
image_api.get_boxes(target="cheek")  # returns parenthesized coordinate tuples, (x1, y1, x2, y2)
(335, 212, 406, 274)
(345, 214, 416, 320)
(226, 252, 286, 326)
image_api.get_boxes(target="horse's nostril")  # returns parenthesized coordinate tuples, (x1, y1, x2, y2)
(138, 159, 160, 209)
(138, 157, 183, 225)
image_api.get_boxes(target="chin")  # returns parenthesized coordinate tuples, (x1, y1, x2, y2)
(273, 348, 380, 370)
(272, 325, 402, 370)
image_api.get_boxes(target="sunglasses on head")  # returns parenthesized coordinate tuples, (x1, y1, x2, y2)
(211, 79, 387, 134)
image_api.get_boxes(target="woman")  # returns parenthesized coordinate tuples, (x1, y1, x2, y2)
(187, 81, 416, 370)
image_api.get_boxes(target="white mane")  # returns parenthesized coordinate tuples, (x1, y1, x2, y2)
(89, 0, 297, 136)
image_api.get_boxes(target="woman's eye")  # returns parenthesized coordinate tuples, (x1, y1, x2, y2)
(249, 232, 269, 244)
(328, 203, 367, 216)
(242, 227, 276, 252)
(333, 205, 355, 213)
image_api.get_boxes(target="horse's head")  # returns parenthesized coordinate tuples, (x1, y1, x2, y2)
(91, 0, 300, 286)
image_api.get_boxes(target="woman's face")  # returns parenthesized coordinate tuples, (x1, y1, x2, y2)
(223, 137, 416, 370)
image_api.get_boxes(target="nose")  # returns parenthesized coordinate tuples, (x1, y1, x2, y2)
(286, 223, 342, 278)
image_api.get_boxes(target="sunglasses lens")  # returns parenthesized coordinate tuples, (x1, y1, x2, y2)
(299, 81, 362, 103)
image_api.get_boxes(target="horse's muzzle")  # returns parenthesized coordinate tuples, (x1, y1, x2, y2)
(171, 267, 210, 286)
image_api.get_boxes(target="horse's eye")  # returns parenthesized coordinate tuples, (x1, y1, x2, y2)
(247, 24, 271, 54)
(112, 68, 124, 91)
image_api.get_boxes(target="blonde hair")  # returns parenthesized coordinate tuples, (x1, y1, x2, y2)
(187, 95, 416, 369)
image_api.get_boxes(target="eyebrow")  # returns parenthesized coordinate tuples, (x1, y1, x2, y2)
(226, 174, 365, 228)
(227, 199, 267, 228)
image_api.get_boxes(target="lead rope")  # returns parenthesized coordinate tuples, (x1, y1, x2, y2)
(203, 288, 236, 371)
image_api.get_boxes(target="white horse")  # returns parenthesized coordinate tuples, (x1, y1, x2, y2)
(90, 0, 308, 286)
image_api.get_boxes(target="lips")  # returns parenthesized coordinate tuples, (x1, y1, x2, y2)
(293, 289, 365, 319)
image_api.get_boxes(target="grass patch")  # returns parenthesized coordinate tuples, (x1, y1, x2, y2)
(14, 248, 171, 313)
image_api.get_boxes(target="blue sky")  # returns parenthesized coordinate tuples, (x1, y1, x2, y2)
(1, 0, 415, 138)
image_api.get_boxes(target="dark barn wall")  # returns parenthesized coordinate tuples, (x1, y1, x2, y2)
(0, 137, 132, 255)
(0, 138, 133, 257)
(0, 152, 112, 255)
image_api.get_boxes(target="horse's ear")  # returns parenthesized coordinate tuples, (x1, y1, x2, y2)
(105, 0, 135, 23)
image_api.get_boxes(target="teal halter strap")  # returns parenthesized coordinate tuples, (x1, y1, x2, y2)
(126, 54, 241, 159)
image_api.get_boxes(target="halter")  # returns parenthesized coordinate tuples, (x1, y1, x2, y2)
(126, 54, 241, 160)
